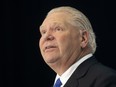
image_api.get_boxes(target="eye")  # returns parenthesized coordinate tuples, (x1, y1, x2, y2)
(40, 30, 46, 35)
(55, 27, 62, 31)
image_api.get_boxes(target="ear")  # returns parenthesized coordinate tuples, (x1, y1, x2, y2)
(80, 30, 89, 48)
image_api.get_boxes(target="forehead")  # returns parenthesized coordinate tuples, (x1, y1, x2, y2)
(41, 12, 70, 27)
(40, 22, 62, 29)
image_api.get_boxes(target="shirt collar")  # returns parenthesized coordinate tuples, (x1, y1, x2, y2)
(54, 53, 93, 87)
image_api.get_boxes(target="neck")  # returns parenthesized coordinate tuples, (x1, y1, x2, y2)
(50, 47, 92, 76)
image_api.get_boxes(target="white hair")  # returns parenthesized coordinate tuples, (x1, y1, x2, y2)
(46, 6, 97, 54)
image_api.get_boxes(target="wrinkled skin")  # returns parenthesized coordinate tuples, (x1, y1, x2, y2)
(39, 12, 89, 75)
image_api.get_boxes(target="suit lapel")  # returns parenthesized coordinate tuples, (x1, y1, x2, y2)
(64, 56, 98, 87)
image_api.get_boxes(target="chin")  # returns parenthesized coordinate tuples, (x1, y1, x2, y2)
(44, 57, 59, 64)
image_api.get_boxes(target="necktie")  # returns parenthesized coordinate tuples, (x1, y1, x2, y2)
(54, 78, 62, 87)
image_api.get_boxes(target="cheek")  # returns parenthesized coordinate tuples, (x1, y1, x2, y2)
(58, 35, 71, 50)
(59, 33, 81, 50)
(39, 38, 43, 51)
(39, 38, 41, 47)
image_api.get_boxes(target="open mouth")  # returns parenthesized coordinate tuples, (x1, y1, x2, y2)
(45, 45, 57, 52)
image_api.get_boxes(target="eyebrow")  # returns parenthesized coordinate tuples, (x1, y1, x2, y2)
(39, 22, 62, 30)
(39, 25, 44, 30)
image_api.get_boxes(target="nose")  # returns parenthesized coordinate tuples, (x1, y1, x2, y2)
(43, 31, 54, 41)
(46, 35, 54, 40)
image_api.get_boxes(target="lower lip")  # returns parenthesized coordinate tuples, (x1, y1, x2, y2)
(45, 48, 56, 52)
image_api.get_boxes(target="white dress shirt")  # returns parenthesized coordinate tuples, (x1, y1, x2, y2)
(54, 53, 93, 87)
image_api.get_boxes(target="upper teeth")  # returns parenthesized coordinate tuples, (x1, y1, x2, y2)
(46, 46, 50, 49)
(46, 46, 54, 49)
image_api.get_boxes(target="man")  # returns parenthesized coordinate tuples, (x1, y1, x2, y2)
(39, 6, 116, 87)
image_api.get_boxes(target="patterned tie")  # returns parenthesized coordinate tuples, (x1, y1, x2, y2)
(54, 78, 62, 87)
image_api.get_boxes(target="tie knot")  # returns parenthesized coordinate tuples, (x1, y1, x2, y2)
(54, 78, 62, 87)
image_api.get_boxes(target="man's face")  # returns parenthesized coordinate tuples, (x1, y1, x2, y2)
(39, 12, 82, 66)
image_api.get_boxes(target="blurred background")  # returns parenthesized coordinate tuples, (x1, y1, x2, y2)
(3, 0, 116, 87)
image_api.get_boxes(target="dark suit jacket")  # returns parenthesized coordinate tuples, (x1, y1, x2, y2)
(63, 56, 116, 87)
